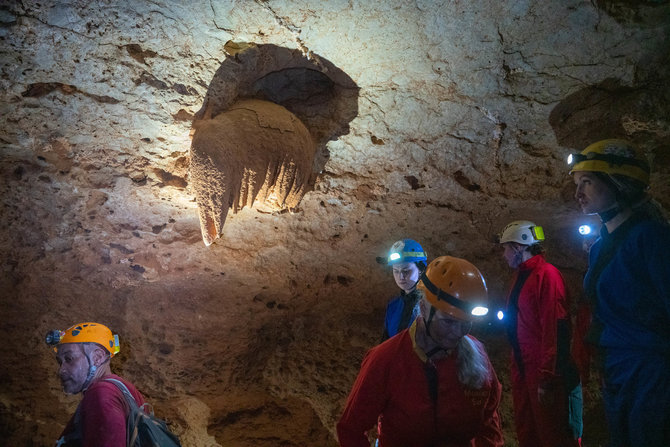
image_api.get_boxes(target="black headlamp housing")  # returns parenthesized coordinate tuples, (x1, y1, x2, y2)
(45, 329, 64, 347)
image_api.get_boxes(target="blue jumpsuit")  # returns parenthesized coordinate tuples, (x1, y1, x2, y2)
(381, 289, 421, 341)
(584, 216, 670, 446)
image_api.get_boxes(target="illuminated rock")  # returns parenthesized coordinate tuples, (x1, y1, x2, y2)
(190, 99, 315, 245)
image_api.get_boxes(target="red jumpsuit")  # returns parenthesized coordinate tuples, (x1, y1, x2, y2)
(337, 324, 503, 447)
(505, 254, 580, 447)
(56, 374, 145, 447)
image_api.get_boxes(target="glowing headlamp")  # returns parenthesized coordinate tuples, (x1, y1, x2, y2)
(578, 225, 592, 236)
(497, 310, 505, 321)
(471, 306, 489, 317)
(388, 252, 401, 262)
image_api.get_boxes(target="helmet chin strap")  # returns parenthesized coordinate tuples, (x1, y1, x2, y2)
(76, 347, 109, 393)
(80, 364, 97, 393)
(598, 205, 622, 223)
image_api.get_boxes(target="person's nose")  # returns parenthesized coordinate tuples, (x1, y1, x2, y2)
(574, 184, 584, 200)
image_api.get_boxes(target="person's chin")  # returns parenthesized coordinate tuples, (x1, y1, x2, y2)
(61, 380, 77, 394)
(580, 203, 598, 215)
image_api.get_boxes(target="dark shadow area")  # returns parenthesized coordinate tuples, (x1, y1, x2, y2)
(549, 77, 641, 148)
(594, 0, 670, 25)
(549, 33, 670, 157)
(195, 43, 360, 179)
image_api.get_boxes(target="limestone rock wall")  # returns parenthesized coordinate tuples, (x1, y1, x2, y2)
(191, 98, 316, 245)
(1, 1, 669, 446)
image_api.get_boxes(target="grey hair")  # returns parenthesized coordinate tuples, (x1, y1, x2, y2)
(457, 335, 493, 389)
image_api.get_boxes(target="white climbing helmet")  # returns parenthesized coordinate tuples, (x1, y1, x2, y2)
(499, 220, 545, 245)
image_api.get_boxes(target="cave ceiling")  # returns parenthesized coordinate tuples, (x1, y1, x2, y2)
(1, 1, 669, 446)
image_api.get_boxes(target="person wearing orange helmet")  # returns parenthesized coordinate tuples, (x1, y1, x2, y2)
(498, 221, 582, 447)
(337, 256, 503, 447)
(568, 139, 670, 447)
(46, 322, 146, 447)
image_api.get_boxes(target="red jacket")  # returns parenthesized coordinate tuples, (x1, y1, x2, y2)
(506, 254, 569, 384)
(337, 325, 503, 447)
(57, 374, 145, 447)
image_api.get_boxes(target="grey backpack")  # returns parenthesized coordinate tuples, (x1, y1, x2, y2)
(105, 378, 182, 447)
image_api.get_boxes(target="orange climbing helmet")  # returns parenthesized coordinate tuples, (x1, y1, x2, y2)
(417, 256, 489, 321)
(45, 322, 120, 357)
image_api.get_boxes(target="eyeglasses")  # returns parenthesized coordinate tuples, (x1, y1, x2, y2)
(433, 315, 472, 332)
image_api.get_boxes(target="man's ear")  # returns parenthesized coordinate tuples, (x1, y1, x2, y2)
(91, 346, 108, 367)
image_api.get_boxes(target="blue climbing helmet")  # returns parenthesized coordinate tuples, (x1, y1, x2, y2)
(387, 239, 427, 265)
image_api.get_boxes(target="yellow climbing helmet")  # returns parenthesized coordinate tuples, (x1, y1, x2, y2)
(46, 322, 120, 357)
(417, 256, 489, 321)
(567, 139, 650, 186)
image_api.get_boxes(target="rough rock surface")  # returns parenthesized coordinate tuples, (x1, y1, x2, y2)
(1, 1, 669, 446)
(191, 99, 315, 245)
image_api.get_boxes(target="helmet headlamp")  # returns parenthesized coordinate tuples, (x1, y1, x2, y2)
(578, 225, 592, 235)
(567, 151, 649, 170)
(420, 271, 488, 318)
(45, 330, 65, 347)
(530, 225, 545, 241)
(386, 239, 427, 265)
(471, 306, 489, 317)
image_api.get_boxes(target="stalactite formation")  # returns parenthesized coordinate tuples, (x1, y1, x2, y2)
(190, 99, 315, 245)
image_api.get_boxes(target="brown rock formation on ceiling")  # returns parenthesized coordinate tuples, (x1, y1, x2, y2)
(191, 99, 316, 246)
(1, 1, 669, 446)
(189, 43, 359, 246)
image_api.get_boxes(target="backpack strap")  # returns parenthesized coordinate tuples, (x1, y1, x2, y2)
(104, 378, 136, 404)
(104, 378, 143, 446)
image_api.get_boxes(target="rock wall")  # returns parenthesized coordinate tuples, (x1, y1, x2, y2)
(1, 1, 669, 446)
